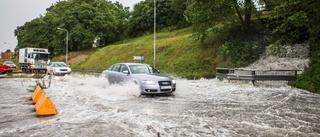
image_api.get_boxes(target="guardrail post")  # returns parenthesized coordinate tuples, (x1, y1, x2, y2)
(251, 70, 256, 85)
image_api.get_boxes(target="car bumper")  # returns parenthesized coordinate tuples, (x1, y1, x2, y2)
(140, 84, 176, 94)
(53, 71, 71, 75)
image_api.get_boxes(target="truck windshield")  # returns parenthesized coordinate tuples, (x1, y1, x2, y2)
(34, 53, 49, 60)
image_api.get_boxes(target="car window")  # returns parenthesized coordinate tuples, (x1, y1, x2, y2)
(148, 65, 160, 73)
(129, 65, 152, 74)
(111, 64, 121, 72)
(119, 64, 129, 73)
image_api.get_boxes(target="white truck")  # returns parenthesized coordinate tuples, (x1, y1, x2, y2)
(19, 48, 50, 73)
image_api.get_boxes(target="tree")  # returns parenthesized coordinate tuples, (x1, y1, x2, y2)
(269, 0, 310, 44)
(127, 1, 153, 37)
(127, 0, 189, 37)
(274, 0, 320, 93)
(185, 0, 261, 33)
(15, 0, 130, 55)
(5, 49, 11, 53)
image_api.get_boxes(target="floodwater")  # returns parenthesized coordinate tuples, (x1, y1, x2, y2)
(1, 74, 320, 137)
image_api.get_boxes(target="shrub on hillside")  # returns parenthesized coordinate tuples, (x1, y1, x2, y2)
(217, 41, 259, 68)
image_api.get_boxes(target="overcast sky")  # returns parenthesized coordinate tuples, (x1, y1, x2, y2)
(0, 0, 141, 53)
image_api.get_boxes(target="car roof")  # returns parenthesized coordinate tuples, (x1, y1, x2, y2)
(116, 63, 149, 66)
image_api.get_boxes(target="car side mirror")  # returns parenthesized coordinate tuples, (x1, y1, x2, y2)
(123, 70, 129, 74)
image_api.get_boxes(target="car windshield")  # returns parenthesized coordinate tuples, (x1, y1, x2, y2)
(129, 65, 158, 74)
(5, 61, 14, 64)
(53, 62, 68, 67)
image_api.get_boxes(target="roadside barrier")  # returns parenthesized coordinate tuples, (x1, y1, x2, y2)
(216, 68, 301, 85)
(32, 85, 44, 103)
(32, 85, 57, 116)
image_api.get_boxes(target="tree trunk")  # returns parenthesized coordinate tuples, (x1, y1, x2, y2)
(244, 0, 253, 30)
(234, 5, 245, 28)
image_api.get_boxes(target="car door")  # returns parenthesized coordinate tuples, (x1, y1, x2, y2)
(118, 64, 130, 82)
(108, 64, 121, 83)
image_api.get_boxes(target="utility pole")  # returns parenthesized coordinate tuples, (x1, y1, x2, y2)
(154, 0, 156, 68)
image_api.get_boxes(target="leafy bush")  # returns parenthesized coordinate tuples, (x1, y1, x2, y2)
(290, 59, 320, 93)
(217, 41, 259, 68)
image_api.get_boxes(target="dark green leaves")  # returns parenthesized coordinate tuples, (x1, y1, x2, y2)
(15, 0, 129, 55)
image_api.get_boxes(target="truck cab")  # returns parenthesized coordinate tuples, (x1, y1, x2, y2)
(19, 48, 50, 73)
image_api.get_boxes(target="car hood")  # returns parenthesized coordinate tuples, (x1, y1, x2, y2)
(131, 73, 173, 81)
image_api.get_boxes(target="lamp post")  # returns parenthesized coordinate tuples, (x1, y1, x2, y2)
(4, 42, 11, 51)
(154, 0, 156, 68)
(57, 28, 69, 64)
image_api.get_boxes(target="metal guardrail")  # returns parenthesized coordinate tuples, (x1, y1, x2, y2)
(72, 70, 102, 74)
(216, 68, 302, 85)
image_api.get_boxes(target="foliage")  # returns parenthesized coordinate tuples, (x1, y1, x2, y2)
(290, 56, 320, 93)
(217, 41, 259, 67)
(127, 0, 189, 37)
(269, 0, 310, 44)
(15, 0, 129, 55)
(270, 0, 320, 93)
(184, 0, 267, 42)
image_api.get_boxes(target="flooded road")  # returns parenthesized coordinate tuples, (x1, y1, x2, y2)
(1, 74, 320, 137)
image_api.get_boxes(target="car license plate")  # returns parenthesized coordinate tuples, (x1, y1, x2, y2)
(161, 86, 171, 89)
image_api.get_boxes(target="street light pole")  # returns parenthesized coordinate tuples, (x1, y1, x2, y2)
(154, 0, 156, 68)
(4, 42, 11, 51)
(57, 28, 69, 64)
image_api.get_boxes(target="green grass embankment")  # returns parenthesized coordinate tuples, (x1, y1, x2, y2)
(72, 27, 218, 79)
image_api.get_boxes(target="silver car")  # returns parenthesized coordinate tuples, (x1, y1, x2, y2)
(3, 61, 16, 68)
(102, 63, 176, 95)
(47, 62, 72, 76)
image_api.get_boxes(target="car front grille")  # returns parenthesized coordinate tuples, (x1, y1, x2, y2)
(158, 81, 171, 86)
(60, 69, 68, 71)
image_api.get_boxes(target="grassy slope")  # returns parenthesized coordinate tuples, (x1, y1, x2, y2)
(72, 27, 217, 78)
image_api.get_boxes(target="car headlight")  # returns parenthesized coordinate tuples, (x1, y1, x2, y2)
(142, 80, 156, 85)
(172, 80, 176, 84)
